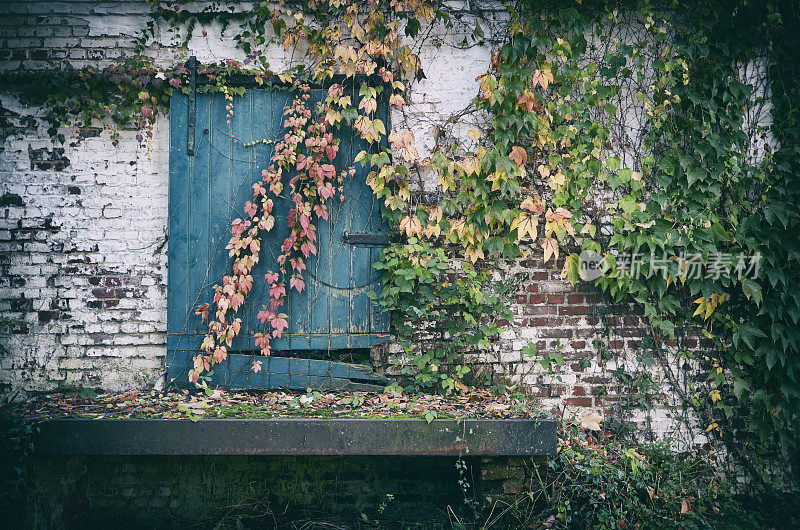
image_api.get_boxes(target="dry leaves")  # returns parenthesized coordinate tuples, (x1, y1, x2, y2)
(10, 388, 544, 422)
(578, 410, 603, 431)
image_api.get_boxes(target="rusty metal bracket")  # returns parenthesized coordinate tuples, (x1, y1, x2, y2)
(343, 231, 391, 246)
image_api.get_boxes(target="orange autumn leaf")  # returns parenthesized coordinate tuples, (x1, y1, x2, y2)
(532, 68, 554, 89)
(516, 90, 539, 112)
(509, 146, 528, 167)
(521, 194, 545, 214)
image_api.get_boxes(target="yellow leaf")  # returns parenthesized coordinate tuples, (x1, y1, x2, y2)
(437, 172, 454, 192)
(448, 217, 467, 240)
(548, 171, 566, 189)
(461, 155, 481, 176)
(537, 164, 551, 178)
(466, 245, 485, 264)
(541, 237, 559, 264)
(487, 168, 507, 191)
(532, 68, 554, 89)
(423, 223, 441, 239)
(358, 97, 377, 115)
(511, 212, 539, 241)
(400, 215, 422, 238)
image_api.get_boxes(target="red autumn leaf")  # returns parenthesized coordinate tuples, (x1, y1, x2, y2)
(268, 297, 283, 311)
(271, 313, 289, 337)
(281, 233, 297, 252)
(318, 164, 336, 180)
(325, 144, 338, 159)
(264, 271, 279, 284)
(318, 182, 335, 200)
(194, 303, 209, 322)
(290, 274, 305, 293)
(252, 181, 266, 196)
(239, 275, 253, 295)
(260, 215, 275, 232)
(231, 218, 245, 236)
(252, 360, 262, 373)
(314, 203, 329, 220)
(244, 201, 257, 218)
(290, 257, 306, 272)
(256, 307, 274, 325)
(230, 292, 244, 311)
(301, 241, 317, 257)
(254, 331, 271, 349)
(296, 154, 313, 171)
(213, 346, 227, 363)
(216, 297, 230, 318)
(269, 282, 286, 300)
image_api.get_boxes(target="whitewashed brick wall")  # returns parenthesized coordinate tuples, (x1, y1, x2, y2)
(0, 0, 496, 394)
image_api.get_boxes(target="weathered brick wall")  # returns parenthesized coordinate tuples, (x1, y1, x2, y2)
(21, 455, 473, 528)
(0, 1, 688, 442)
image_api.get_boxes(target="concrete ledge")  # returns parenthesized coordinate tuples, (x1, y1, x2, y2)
(33, 418, 557, 456)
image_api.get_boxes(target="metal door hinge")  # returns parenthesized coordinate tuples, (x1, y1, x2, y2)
(187, 55, 197, 155)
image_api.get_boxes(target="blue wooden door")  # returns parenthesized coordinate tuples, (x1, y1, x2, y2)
(166, 87, 389, 389)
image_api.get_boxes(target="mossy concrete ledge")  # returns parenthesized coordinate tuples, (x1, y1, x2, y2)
(33, 418, 557, 456)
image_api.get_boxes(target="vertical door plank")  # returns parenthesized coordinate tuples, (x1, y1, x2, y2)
(228, 90, 255, 350)
(167, 93, 191, 381)
(187, 94, 212, 342)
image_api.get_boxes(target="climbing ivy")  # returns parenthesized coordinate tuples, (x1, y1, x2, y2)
(464, 0, 800, 488)
(7, 0, 800, 493)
